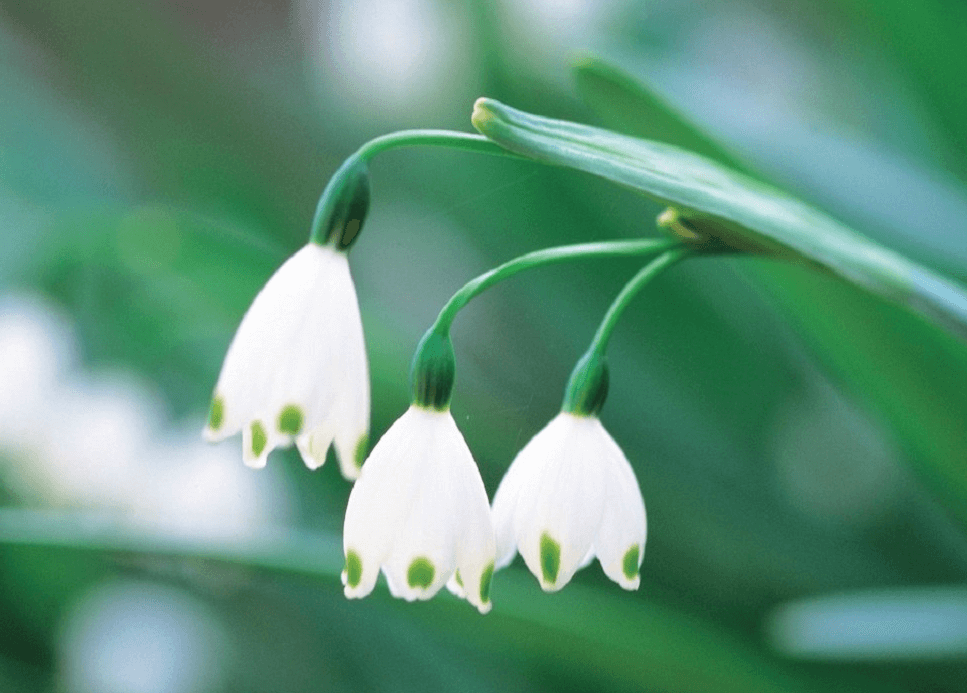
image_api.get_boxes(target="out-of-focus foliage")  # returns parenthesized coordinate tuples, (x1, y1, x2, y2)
(1, 1, 966, 692)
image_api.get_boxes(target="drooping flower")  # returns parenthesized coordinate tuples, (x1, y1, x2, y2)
(203, 242, 369, 478)
(342, 404, 496, 613)
(491, 411, 646, 591)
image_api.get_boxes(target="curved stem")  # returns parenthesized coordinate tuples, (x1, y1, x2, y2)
(310, 130, 522, 244)
(355, 129, 519, 161)
(587, 247, 690, 358)
(431, 238, 683, 334)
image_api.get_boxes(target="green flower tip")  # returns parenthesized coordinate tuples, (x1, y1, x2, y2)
(344, 550, 363, 588)
(410, 328, 456, 411)
(562, 351, 609, 416)
(622, 545, 640, 582)
(540, 532, 561, 586)
(277, 404, 303, 435)
(207, 395, 224, 432)
(480, 563, 494, 604)
(354, 434, 368, 470)
(250, 421, 267, 458)
(407, 557, 435, 589)
(453, 570, 463, 588)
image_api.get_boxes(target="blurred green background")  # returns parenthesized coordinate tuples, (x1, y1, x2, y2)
(2, 0, 967, 691)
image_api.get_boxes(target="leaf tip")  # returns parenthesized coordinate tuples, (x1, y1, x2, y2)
(471, 97, 496, 134)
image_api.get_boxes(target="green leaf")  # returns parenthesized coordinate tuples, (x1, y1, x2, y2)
(471, 97, 967, 343)
(562, 56, 967, 530)
(572, 54, 750, 174)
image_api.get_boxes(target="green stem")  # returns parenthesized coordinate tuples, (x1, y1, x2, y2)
(431, 238, 682, 333)
(310, 130, 519, 244)
(587, 247, 689, 357)
(561, 248, 689, 415)
(355, 129, 515, 161)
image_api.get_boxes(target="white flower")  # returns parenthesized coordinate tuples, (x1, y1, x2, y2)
(492, 411, 645, 591)
(204, 243, 369, 479)
(342, 405, 496, 613)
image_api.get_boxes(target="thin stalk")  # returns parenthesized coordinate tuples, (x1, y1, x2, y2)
(587, 247, 690, 358)
(431, 238, 683, 333)
(355, 129, 517, 161)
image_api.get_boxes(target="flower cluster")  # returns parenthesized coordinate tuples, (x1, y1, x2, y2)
(205, 152, 651, 613)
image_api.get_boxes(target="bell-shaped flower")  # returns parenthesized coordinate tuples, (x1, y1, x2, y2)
(492, 411, 646, 591)
(203, 242, 369, 479)
(342, 404, 496, 614)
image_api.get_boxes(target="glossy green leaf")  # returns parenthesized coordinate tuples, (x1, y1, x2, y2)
(572, 54, 750, 174)
(471, 97, 967, 342)
(565, 55, 967, 530)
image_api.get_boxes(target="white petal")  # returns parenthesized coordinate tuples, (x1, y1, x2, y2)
(342, 409, 424, 598)
(493, 412, 644, 592)
(592, 422, 646, 590)
(491, 428, 540, 569)
(526, 415, 607, 590)
(241, 420, 273, 469)
(296, 421, 336, 471)
(205, 244, 370, 470)
(342, 406, 495, 611)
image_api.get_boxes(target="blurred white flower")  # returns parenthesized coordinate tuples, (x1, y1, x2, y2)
(307, 0, 478, 125)
(58, 579, 227, 693)
(342, 405, 495, 613)
(137, 428, 292, 541)
(204, 243, 369, 479)
(0, 293, 74, 441)
(0, 292, 292, 537)
(492, 411, 645, 591)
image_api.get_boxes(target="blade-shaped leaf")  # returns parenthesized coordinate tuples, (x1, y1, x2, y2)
(563, 56, 967, 531)
(471, 98, 967, 342)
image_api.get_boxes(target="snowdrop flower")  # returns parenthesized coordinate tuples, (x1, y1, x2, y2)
(493, 412, 645, 591)
(342, 330, 496, 613)
(492, 355, 645, 591)
(204, 160, 371, 478)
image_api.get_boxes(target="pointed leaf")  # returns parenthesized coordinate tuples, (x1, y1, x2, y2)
(471, 97, 967, 342)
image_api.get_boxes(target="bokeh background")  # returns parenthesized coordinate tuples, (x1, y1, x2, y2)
(2, 0, 967, 691)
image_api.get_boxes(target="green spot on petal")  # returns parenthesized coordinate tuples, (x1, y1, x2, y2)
(540, 533, 561, 585)
(277, 404, 303, 435)
(344, 550, 363, 588)
(407, 557, 435, 589)
(208, 395, 224, 431)
(622, 545, 640, 581)
(354, 434, 368, 469)
(250, 421, 267, 458)
(480, 563, 494, 604)
(453, 570, 463, 588)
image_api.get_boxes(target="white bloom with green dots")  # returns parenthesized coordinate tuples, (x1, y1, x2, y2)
(204, 242, 369, 479)
(342, 405, 496, 614)
(492, 411, 646, 591)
